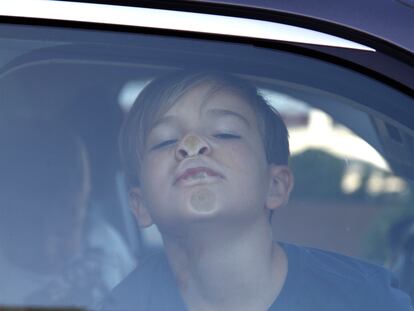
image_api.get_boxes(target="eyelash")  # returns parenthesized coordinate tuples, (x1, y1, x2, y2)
(150, 139, 178, 150)
(213, 133, 241, 140)
(150, 133, 241, 151)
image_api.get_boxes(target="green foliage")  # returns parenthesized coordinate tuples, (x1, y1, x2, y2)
(290, 148, 412, 203)
(290, 149, 346, 200)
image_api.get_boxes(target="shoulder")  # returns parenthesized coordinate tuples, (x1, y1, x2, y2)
(292, 243, 386, 280)
(101, 252, 166, 311)
(281, 243, 413, 310)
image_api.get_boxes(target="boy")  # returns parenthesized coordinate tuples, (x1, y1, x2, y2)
(105, 71, 413, 310)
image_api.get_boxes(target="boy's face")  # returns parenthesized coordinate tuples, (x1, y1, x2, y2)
(130, 82, 292, 236)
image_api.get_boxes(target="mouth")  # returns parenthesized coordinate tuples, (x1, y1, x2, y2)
(174, 167, 224, 185)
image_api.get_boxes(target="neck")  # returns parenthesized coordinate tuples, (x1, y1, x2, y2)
(162, 217, 288, 311)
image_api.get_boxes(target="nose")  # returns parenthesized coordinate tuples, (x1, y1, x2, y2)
(176, 134, 211, 160)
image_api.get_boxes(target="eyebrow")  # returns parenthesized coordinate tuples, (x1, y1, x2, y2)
(207, 108, 251, 127)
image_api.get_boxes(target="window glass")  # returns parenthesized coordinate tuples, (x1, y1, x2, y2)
(0, 23, 413, 309)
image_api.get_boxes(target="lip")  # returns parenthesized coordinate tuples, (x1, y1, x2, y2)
(174, 166, 224, 185)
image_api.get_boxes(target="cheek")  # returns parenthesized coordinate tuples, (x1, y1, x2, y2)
(140, 152, 174, 193)
(221, 141, 267, 173)
(220, 141, 270, 197)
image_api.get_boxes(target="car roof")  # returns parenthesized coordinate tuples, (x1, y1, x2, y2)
(191, 0, 414, 53)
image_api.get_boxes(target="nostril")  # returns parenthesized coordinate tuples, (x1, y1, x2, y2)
(199, 146, 208, 155)
(178, 149, 188, 158)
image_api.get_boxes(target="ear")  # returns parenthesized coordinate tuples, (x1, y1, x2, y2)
(129, 187, 153, 228)
(266, 165, 294, 211)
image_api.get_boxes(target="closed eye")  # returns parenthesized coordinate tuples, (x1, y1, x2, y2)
(213, 133, 241, 140)
(150, 139, 178, 150)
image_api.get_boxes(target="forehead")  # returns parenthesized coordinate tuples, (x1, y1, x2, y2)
(160, 82, 258, 123)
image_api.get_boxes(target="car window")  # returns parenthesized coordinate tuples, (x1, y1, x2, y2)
(0, 22, 413, 310)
